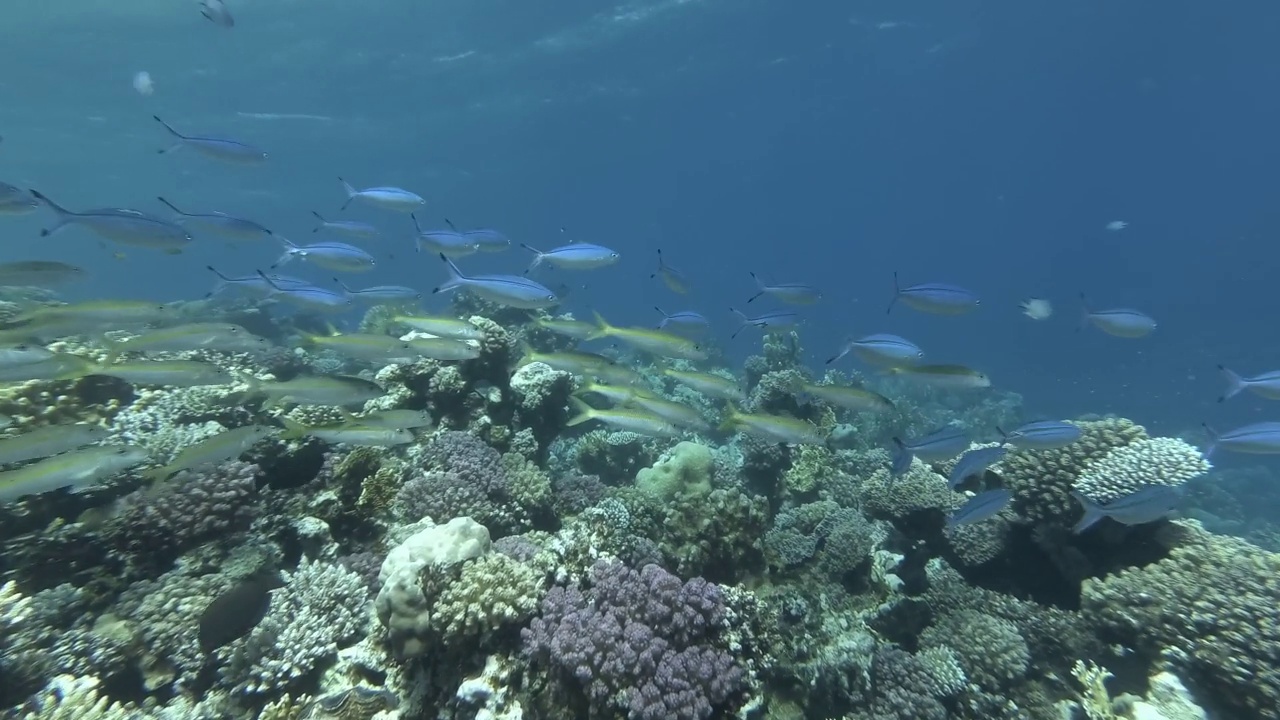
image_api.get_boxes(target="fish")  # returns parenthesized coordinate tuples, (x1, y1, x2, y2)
(891, 427, 970, 474)
(335, 280, 420, 302)
(729, 308, 799, 339)
(826, 334, 924, 367)
(566, 398, 681, 438)
(663, 369, 744, 402)
(0, 445, 150, 504)
(1071, 486, 1180, 534)
(198, 571, 284, 655)
(103, 323, 266, 359)
(519, 350, 622, 378)
(651, 249, 690, 294)
(522, 242, 620, 272)
(884, 364, 991, 389)
(1020, 298, 1052, 320)
(339, 178, 424, 212)
(84, 360, 235, 387)
(252, 375, 386, 407)
(799, 383, 895, 414)
(394, 315, 485, 341)
(406, 337, 482, 361)
(654, 307, 710, 335)
(946, 446, 1007, 489)
(0, 344, 56, 368)
(0, 423, 111, 467)
(534, 317, 597, 341)
(946, 489, 1012, 527)
(721, 405, 827, 445)
(0, 261, 86, 287)
(143, 424, 276, 481)
(300, 332, 415, 362)
(0, 183, 37, 215)
(888, 273, 980, 315)
(154, 116, 266, 164)
(588, 312, 707, 360)
(274, 238, 375, 273)
(411, 216, 480, 257)
(432, 254, 558, 309)
(1079, 294, 1156, 338)
(746, 273, 822, 305)
(0, 354, 95, 383)
(311, 211, 378, 240)
(157, 197, 274, 241)
(30, 190, 193, 251)
(255, 271, 353, 312)
(462, 228, 512, 252)
(281, 419, 414, 447)
(999, 420, 1081, 450)
(14, 300, 176, 328)
(1202, 422, 1280, 458)
(1217, 365, 1280, 403)
(349, 409, 433, 430)
(577, 382, 650, 405)
(623, 395, 710, 431)
(198, 0, 235, 28)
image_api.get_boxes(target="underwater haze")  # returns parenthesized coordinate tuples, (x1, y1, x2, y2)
(3, 0, 1280, 719)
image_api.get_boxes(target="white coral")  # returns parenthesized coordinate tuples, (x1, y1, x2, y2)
(1074, 437, 1210, 503)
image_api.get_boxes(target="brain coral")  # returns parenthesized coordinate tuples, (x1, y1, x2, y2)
(1082, 521, 1280, 719)
(1073, 436, 1210, 503)
(1001, 417, 1147, 525)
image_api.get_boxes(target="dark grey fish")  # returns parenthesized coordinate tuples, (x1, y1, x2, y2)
(947, 488, 1012, 527)
(1071, 486, 1180, 534)
(198, 570, 282, 654)
(155, 116, 266, 164)
(946, 445, 1006, 489)
(0, 260, 86, 287)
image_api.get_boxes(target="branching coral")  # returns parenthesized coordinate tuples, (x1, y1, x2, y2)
(919, 609, 1029, 692)
(1073, 436, 1210, 503)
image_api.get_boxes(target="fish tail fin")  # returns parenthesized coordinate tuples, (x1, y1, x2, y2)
(565, 397, 597, 427)
(334, 278, 355, 294)
(278, 417, 309, 440)
(887, 271, 902, 315)
(153, 115, 183, 138)
(520, 243, 544, 274)
(28, 190, 71, 236)
(728, 308, 751, 339)
(1201, 422, 1218, 459)
(1070, 491, 1106, 534)
(1077, 292, 1093, 332)
(255, 269, 285, 293)
(310, 210, 326, 230)
(156, 196, 185, 215)
(432, 253, 467, 295)
(1217, 365, 1245, 403)
(338, 177, 356, 210)
(888, 437, 913, 476)
(586, 311, 614, 341)
(717, 403, 743, 433)
(139, 465, 174, 483)
(746, 272, 766, 304)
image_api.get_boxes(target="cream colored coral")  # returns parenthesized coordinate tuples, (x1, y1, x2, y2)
(433, 554, 545, 639)
(24, 675, 133, 720)
(1074, 437, 1210, 503)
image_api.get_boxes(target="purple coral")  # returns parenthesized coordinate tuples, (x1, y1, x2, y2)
(550, 473, 607, 515)
(392, 470, 494, 525)
(423, 430, 509, 495)
(522, 560, 743, 720)
(103, 460, 259, 555)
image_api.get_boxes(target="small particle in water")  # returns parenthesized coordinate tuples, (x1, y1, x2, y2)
(132, 71, 154, 96)
(1019, 297, 1052, 320)
(1105, 220, 1128, 231)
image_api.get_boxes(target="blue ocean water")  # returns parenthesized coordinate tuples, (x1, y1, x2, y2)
(1, 0, 1277, 436)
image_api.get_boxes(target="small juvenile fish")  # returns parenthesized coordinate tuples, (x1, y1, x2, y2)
(885, 364, 991, 389)
(654, 307, 710, 335)
(339, 178, 424, 212)
(650, 249, 690, 294)
(275, 238, 375, 273)
(522, 242, 620, 272)
(1202, 421, 1280, 458)
(336, 280, 420, 302)
(888, 273, 979, 315)
(721, 406, 827, 445)
(534, 316, 597, 341)
(0, 423, 110, 466)
(947, 446, 1006, 489)
(799, 383, 894, 414)
(0, 445, 149, 503)
(1020, 298, 1052, 320)
(1071, 486, 1179, 534)
(411, 216, 479, 257)
(256, 271, 354, 312)
(827, 333, 924, 367)
(311, 211, 378, 240)
(157, 197, 273, 241)
(154, 116, 266, 164)
(432, 254, 558, 309)
(746, 272, 822, 305)
(999, 420, 1081, 450)
(31, 190, 192, 251)
(143, 424, 276, 481)
(663, 370, 744, 402)
(394, 315, 485, 341)
(566, 398, 681, 438)
(1217, 365, 1280, 403)
(891, 427, 969, 474)
(729, 308, 798, 339)
(281, 419, 414, 447)
(947, 489, 1012, 527)
(1080, 294, 1156, 338)
(199, 0, 234, 27)
(589, 312, 707, 360)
